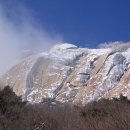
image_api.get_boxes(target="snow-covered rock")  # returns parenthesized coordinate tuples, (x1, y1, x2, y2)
(50, 43, 77, 52)
(1, 43, 130, 105)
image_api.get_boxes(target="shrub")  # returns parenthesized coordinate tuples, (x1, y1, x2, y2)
(0, 86, 130, 130)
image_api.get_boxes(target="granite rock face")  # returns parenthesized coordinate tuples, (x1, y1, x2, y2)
(1, 43, 130, 105)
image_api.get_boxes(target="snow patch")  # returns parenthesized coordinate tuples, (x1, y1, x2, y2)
(50, 43, 77, 52)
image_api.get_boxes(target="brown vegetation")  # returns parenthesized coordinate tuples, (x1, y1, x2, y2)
(0, 86, 130, 130)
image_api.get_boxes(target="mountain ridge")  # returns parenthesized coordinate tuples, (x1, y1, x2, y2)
(1, 42, 130, 105)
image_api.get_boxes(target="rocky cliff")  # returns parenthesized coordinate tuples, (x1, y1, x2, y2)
(1, 43, 130, 105)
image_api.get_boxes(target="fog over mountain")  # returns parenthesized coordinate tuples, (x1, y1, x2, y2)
(0, 1, 62, 74)
(1, 1, 130, 106)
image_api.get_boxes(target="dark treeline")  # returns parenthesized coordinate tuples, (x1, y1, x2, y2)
(0, 86, 130, 130)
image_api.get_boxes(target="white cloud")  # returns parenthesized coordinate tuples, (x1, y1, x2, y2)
(0, 1, 63, 74)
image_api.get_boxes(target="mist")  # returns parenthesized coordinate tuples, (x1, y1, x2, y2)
(0, 1, 63, 74)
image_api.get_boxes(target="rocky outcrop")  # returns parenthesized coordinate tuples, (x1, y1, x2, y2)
(1, 43, 130, 105)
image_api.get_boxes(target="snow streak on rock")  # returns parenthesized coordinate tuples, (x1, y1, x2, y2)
(1, 43, 130, 105)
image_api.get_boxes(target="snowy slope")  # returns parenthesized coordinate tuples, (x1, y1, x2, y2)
(1, 43, 130, 105)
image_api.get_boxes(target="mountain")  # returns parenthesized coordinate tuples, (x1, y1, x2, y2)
(1, 42, 130, 105)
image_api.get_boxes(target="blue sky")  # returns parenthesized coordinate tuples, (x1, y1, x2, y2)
(0, 0, 130, 72)
(20, 0, 130, 48)
(1, 0, 130, 48)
